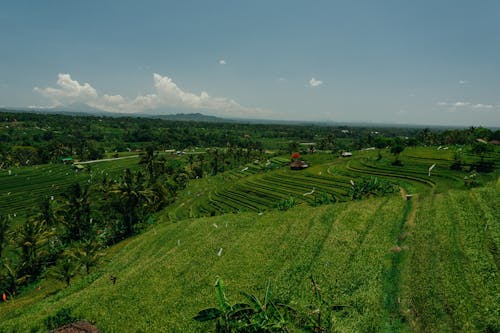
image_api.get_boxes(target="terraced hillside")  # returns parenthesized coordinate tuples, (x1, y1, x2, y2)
(0, 147, 497, 332)
(167, 147, 487, 221)
(0, 180, 497, 332)
(0, 156, 141, 219)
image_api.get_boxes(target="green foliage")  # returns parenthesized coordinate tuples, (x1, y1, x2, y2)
(0, 213, 11, 259)
(348, 177, 398, 200)
(194, 278, 292, 332)
(463, 172, 482, 188)
(195, 277, 347, 332)
(390, 138, 406, 165)
(43, 307, 78, 331)
(60, 183, 94, 242)
(311, 191, 335, 207)
(14, 218, 54, 281)
(471, 141, 494, 161)
(47, 255, 78, 287)
(71, 239, 106, 275)
(275, 196, 297, 211)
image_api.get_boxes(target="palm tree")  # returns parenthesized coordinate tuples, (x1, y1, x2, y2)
(72, 239, 105, 275)
(140, 145, 156, 180)
(14, 219, 54, 280)
(106, 169, 156, 238)
(390, 138, 405, 165)
(0, 214, 11, 259)
(47, 254, 78, 287)
(1, 260, 29, 294)
(61, 183, 93, 241)
(37, 196, 58, 228)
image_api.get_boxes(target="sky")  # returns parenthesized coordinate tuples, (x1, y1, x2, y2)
(1, 0, 499, 127)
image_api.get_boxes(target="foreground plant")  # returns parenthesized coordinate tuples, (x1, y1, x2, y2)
(194, 278, 292, 332)
(194, 277, 347, 332)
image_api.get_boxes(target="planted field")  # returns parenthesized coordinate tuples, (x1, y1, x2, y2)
(401, 183, 499, 332)
(0, 194, 409, 332)
(0, 157, 141, 219)
(1, 179, 497, 332)
(167, 148, 484, 221)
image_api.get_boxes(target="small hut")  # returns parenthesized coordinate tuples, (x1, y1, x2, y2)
(290, 160, 309, 170)
(289, 152, 308, 170)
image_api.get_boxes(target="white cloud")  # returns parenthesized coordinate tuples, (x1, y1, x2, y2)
(436, 101, 497, 112)
(309, 78, 323, 87)
(219, 59, 226, 65)
(35, 73, 271, 117)
(471, 103, 494, 109)
(34, 73, 97, 105)
(458, 80, 467, 85)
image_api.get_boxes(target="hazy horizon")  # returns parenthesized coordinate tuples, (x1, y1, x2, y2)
(1, 1, 499, 126)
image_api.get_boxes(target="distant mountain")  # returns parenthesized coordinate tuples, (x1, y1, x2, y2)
(1, 105, 227, 123)
(150, 113, 223, 122)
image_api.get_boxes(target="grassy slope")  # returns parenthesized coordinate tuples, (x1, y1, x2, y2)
(2, 195, 410, 332)
(2, 181, 497, 332)
(401, 180, 499, 332)
(0, 148, 498, 332)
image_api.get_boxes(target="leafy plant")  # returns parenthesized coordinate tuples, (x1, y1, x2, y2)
(275, 196, 297, 211)
(194, 277, 347, 332)
(312, 191, 335, 207)
(348, 177, 397, 200)
(193, 277, 254, 332)
(44, 307, 78, 331)
(47, 253, 78, 286)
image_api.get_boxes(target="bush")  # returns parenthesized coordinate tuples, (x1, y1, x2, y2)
(44, 307, 78, 331)
(275, 196, 297, 211)
(348, 177, 398, 200)
(312, 191, 335, 207)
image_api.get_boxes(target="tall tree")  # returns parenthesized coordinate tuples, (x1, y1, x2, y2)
(0, 214, 11, 259)
(61, 183, 94, 242)
(106, 169, 156, 239)
(390, 138, 405, 165)
(14, 219, 54, 280)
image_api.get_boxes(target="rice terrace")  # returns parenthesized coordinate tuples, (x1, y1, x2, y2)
(0, 110, 498, 332)
(1, 1, 500, 332)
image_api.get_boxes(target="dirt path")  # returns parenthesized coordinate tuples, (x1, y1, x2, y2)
(75, 155, 139, 164)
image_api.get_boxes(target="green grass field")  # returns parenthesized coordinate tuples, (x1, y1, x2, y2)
(0, 156, 141, 221)
(0, 147, 498, 332)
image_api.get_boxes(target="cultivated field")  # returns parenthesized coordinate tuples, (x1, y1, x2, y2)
(0, 146, 498, 332)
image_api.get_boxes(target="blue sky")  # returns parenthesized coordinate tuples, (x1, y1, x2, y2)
(1, 0, 499, 126)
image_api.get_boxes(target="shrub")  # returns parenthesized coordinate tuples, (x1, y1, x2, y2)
(348, 177, 398, 200)
(275, 196, 297, 211)
(44, 307, 78, 331)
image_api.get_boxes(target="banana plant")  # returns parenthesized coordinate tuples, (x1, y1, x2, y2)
(193, 277, 254, 332)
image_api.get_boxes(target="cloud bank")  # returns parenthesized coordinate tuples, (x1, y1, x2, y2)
(35, 73, 271, 117)
(436, 101, 498, 112)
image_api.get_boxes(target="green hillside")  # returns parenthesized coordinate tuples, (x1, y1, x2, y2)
(0, 144, 498, 332)
(0, 179, 498, 332)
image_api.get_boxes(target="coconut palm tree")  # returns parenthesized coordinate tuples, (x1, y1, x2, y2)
(60, 183, 93, 242)
(14, 219, 54, 280)
(47, 254, 78, 287)
(0, 214, 11, 259)
(106, 169, 156, 238)
(72, 239, 105, 275)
